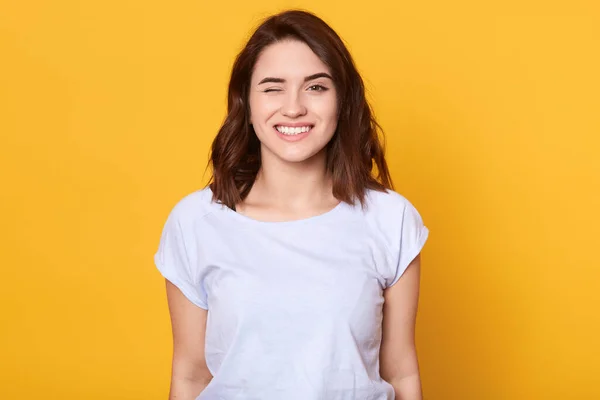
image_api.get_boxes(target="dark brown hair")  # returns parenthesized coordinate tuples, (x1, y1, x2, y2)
(208, 9, 393, 208)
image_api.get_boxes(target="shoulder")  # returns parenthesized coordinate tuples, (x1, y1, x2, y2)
(363, 188, 420, 219)
(362, 189, 429, 286)
(166, 186, 218, 224)
(360, 188, 428, 246)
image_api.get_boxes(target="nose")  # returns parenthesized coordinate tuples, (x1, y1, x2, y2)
(281, 91, 307, 118)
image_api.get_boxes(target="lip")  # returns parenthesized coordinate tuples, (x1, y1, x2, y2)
(273, 125, 313, 142)
(273, 122, 314, 128)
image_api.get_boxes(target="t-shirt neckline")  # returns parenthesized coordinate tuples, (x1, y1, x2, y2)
(207, 186, 346, 227)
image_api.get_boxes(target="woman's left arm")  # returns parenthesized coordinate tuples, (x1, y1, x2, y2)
(380, 253, 423, 400)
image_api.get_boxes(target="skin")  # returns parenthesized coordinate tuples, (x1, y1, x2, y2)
(165, 281, 211, 399)
(241, 39, 340, 221)
(381, 254, 423, 399)
(165, 39, 423, 399)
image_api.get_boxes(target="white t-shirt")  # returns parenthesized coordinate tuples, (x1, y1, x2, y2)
(154, 186, 429, 400)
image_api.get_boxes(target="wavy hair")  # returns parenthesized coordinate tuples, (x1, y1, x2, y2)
(208, 9, 393, 209)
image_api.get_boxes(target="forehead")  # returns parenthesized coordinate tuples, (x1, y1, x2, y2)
(252, 40, 331, 80)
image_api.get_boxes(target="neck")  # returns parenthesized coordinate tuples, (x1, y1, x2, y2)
(252, 148, 332, 209)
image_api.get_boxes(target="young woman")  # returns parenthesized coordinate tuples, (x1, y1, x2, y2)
(154, 10, 429, 400)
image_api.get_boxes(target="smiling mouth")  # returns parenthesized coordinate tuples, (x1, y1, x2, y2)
(274, 125, 314, 136)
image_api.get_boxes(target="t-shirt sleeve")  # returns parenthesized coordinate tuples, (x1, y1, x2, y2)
(154, 205, 209, 310)
(387, 200, 430, 288)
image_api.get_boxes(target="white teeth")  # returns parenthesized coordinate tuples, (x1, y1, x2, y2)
(275, 125, 312, 135)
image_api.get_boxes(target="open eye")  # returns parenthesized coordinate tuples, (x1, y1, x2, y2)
(308, 84, 328, 92)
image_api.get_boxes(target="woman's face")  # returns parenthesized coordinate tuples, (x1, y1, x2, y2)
(248, 40, 338, 164)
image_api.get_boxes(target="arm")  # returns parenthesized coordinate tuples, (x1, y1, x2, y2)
(165, 280, 213, 400)
(380, 253, 423, 400)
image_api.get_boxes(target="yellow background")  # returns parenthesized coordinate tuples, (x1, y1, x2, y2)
(1, 1, 598, 399)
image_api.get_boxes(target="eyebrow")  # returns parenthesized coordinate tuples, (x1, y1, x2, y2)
(257, 72, 333, 85)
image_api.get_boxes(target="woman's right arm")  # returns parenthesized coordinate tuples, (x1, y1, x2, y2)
(165, 280, 213, 400)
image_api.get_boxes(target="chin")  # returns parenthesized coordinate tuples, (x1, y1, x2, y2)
(276, 152, 316, 164)
(259, 137, 330, 164)
(267, 146, 323, 164)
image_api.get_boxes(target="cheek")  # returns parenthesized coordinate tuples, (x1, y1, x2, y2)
(314, 94, 338, 123)
(249, 95, 279, 123)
